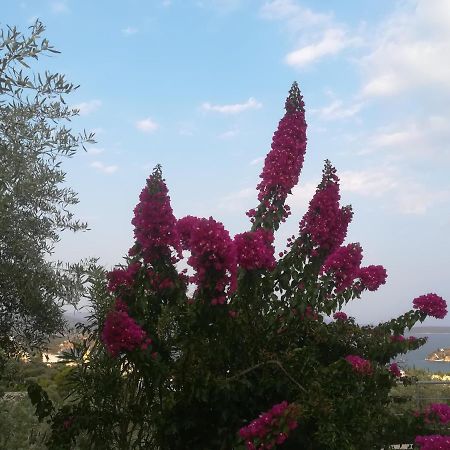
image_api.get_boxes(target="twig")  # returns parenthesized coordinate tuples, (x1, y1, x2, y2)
(225, 359, 307, 393)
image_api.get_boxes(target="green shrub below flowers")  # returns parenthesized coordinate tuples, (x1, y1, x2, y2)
(28, 83, 449, 450)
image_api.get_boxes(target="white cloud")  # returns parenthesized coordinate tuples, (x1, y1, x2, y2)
(361, 0, 450, 97)
(136, 117, 159, 133)
(50, 0, 69, 14)
(368, 128, 421, 149)
(196, 0, 242, 13)
(86, 147, 105, 156)
(261, 0, 330, 30)
(121, 26, 138, 35)
(312, 98, 364, 120)
(73, 100, 102, 116)
(90, 161, 118, 175)
(162, 0, 171, 6)
(27, 15, 39, 24)
(285, 28, 357, 68)
(340, 167, 450, 215)
(262, 1, 359, 68)
(202, 97, 262, 114)
(289, 181, 318, 212)
(178, 122, 195, 136)
(357, 116, 450, 159)
(218, 187, 256, 212)
(218, 129, 239, 139)
(340, 168, 399, 198)
(250, 156, 265, 166)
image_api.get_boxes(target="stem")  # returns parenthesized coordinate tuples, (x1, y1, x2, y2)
(225, 359, 307, 393)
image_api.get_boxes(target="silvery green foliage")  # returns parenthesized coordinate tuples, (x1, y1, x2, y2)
(0, 20, 95, 356)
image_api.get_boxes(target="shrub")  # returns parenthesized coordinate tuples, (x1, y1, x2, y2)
(30, 83, 448, 450)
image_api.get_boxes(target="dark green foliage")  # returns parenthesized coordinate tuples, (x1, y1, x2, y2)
(0, 20, 95, 357)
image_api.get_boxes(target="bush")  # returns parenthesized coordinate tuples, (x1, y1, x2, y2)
(30, 83, 448, 450)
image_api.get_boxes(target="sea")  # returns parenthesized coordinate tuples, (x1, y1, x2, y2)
(400, 327, 450, 373)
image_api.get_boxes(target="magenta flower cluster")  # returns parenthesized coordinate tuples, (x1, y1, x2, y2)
(256, 84, 307, 216)
(107, 262, 141, 293)
(423, 403, 450, 424)
(388, 363, 402, 378)
(101, 300, 152, 357)
(333, 311, 348, 321)
(234, 229, 276, 271)
(412, 293, 447, 319)
(345, 355, 373, 375)
(177, 216, 237, 304)
(239, 401, 299, 450)
(415, 435, 450, 450)
(299, 161, 352, 254)
(321, 243, 363, 292)
(358, 265, 387, 291)
(389, 335, 405, 342)
(131, 173, 181, 264)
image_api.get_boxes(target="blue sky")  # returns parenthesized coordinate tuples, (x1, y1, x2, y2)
(3, 0, 450, 325)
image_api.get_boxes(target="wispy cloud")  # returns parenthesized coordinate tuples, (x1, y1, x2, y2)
(86, 147, 105, 156)
(360, 0, 450, 97)
(202, 97, 262, 114)
(340, 167, 450, 215)
(357, 116, 450, 160)
(312, 98, 364, 120)
(289, 181, 318, 213)
(250, 156, 265, 166)
(73, 99, 102, 116)
(261, 0, 360, 68)
(285, 28, 358, 68)
(196, 0, 242, 14)
(121, 26, 138, 35)
(178, 122, 196, 136)
(261, 0, 330, 30)
(218, 129, 239, 139)
(162, 0, 171, 6)
(217, 187, 256, 212)
(90, 161, 118, 175)
(136, 117, 159, 133)
(50, 0, 69, 14)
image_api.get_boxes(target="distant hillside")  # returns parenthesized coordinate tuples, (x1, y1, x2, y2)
(410, 326, 450, 334)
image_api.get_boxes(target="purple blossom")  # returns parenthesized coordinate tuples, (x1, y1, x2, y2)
(131, 166, 182, 264)
(413, 293, 447, 319)
(321, 243, 363, 292)
(415, 435, 450, 450)
(234, 229, 276, 271)
(102, 301, 152, 357)
(345, 355, 372, 375)
(177, 216, 237, 303)
(299, 161, 352, 254)
(358, 265, 387, 291)
(333, 311, 348, 321)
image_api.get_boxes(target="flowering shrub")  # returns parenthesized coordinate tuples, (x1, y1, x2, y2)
(30, 82, 449, 450)
(422, 403, 450, 425)
(415, 434, 450, 450)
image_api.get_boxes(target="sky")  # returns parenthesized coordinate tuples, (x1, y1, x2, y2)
(3, 0, 450, 325)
